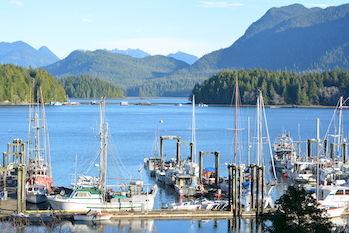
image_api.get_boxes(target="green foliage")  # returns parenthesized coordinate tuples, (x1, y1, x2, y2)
(0, 64, 66, 103)
(263, 186, 335, 233)
(192, 69, 349, 106)
(44, 50, 189, 92)
(60, 75, 124, 98)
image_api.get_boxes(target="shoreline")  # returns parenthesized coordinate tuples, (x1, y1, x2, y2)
(0, 98, 337, 109)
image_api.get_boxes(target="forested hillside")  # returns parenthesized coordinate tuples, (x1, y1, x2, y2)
(0, 64, 66, 103)
(43, 50, 189, 94)
(60, 76, 124, 98)
(192, 69, 349, 106)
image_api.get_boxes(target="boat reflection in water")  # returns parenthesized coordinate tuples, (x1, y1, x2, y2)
(0, 219, 266, 233)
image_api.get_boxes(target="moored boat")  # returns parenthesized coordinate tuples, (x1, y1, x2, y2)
(48, 98, 158, 212)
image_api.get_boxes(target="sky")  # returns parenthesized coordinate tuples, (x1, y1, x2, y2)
(0, 0, 348, 58)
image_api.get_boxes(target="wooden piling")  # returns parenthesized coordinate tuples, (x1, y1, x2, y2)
(17, 164, 26, 213)
(307, 139, 311, 157)
(228, 164, 232, 212)
(214, 152, 219, 186)
(343, 143, 347, 163)
(189, 143, 193, 162)
(199, 151, 203, 184)
(330, 143, 335, 160)
(176, 140, 181, 165)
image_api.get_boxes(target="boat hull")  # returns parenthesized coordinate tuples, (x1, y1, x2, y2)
(26, 193, 47, 204)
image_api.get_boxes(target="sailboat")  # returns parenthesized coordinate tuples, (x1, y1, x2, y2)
(26, 89, 53, 204)
(48, 98, 157, 212)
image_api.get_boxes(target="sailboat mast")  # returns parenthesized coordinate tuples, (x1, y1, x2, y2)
(247, 117, 251, 165)
(99, 98, 108, 200)
(338, 96, 343, 148)
(316, 118, 320, 201)
(40, 88, 52, 176)
(257, 91, 263, 165)
(233, 77, 239, 164)
(34, 90, 41, 163)
(191, 95, 197, 163)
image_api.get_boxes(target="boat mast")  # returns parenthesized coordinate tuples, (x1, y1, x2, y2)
(256, 92, 262, 166)
(40, 88, 52, 176)
(247, 117, 251, 165)
(191, 95, 197, 163)
(34, 90, 41, 164)
(338, 96, 343, 152)
(26, 80, 33, 165)
(316, 118, 320, 202)
(99, 98, 108, 200)
(233, 77, 239, 164)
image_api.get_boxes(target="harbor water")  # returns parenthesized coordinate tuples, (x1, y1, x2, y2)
(0, 97, 347, 232)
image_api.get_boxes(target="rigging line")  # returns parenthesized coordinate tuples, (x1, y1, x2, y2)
(323, 99, 340, 141)
(261, 94, 277, 181)
(108, 136, 131, 178)
(84, 152, 100, 175)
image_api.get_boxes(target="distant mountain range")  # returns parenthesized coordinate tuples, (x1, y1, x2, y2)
(4, 3, 349, 97)
(0, 41, 59, 68)
(111, 48, 198, 64)
(111, 48, 150, 58)
(43, 49, 189, 95)
(167, 52, 198, 65)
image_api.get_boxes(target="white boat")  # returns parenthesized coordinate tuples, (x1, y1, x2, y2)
(170, 201, 201, 210)
(318, 185, 349, 208)
(48, 98, 158, 212)
(73, 210, 113, 221)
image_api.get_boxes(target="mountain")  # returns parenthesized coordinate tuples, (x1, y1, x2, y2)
(191, 3, 349, 71)
(43, 49, 189, 94)
(111, 48, 150, 58)
(167, 51, 198, 65)
(0, 41, 59, 68)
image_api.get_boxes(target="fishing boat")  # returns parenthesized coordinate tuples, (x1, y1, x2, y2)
(26, 184, 47, 204)
(273, 133, 297, 175)
(48, 98, 157, 212)
(26, 89, 53, 204)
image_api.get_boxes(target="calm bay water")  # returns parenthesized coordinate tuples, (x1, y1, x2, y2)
(0, 97, 347, 233)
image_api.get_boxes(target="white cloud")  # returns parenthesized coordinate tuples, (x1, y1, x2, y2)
(8, 0, 23, 7)
(82, 17, 93, 23)
(81, 14, 93, 23)
(199, 1, 243, 8)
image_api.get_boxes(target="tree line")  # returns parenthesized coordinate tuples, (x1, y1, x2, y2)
(60, 75, 124, 98)
(192, 69, 349, 106)
(0, 64, 66, 103)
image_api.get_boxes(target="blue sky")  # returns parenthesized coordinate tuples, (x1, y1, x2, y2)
(1, 0, 347, 58)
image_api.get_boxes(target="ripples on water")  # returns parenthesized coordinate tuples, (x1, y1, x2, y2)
(0, 98, 345, 232)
